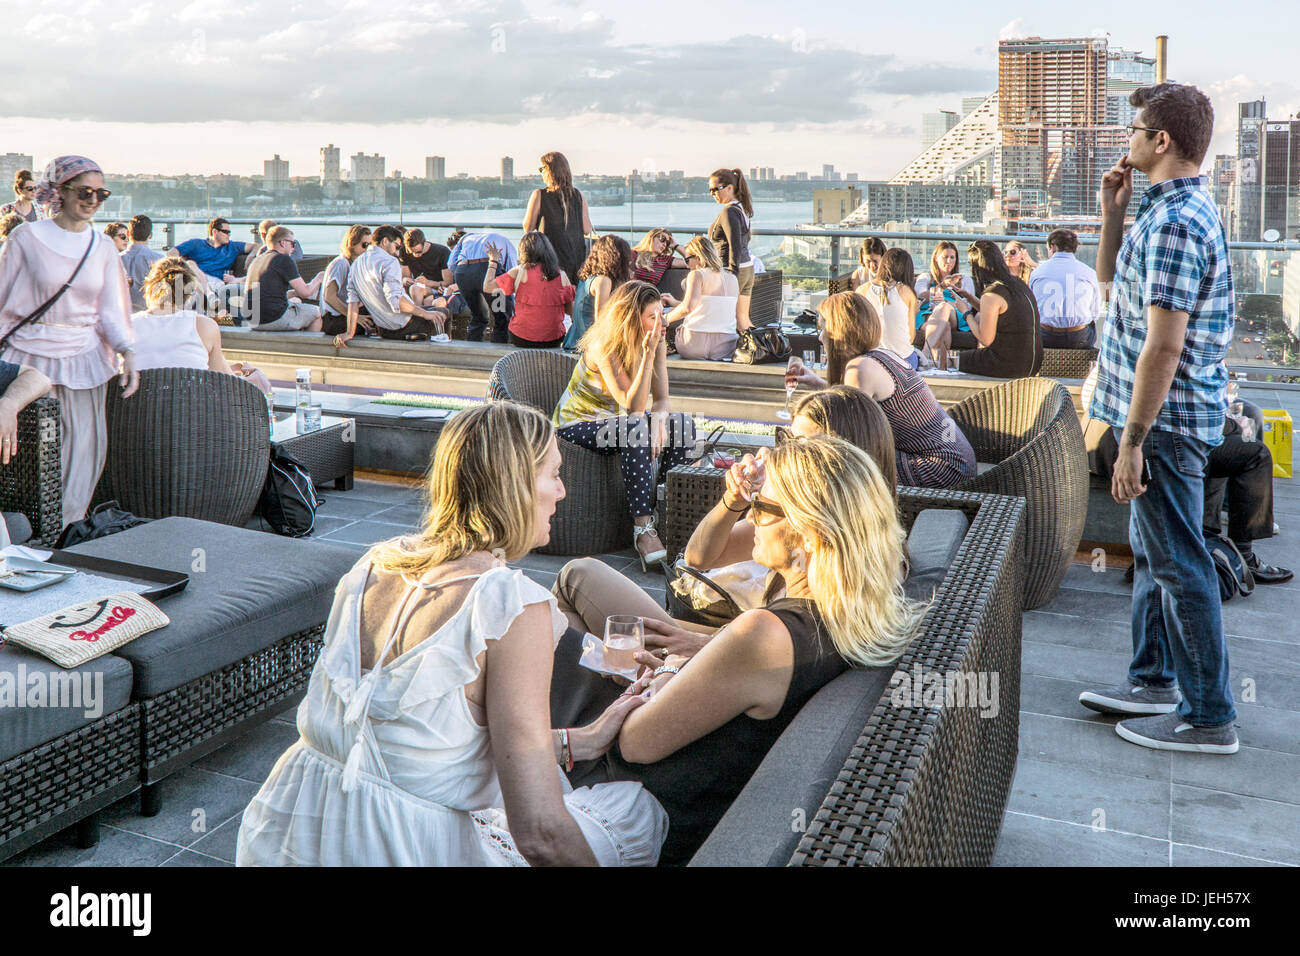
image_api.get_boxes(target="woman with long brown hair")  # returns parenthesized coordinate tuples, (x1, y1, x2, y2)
(707, 168, 755, 331)
(524, 151, 592, 284)
(787, 291, 975, 488)
(563, 234, 634, 350)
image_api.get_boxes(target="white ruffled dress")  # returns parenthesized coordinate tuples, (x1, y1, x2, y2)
(236, 560, 666, 866)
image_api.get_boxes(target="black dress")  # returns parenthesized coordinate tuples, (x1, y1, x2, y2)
(595, 599, 852, 865)
(536, 188, 587, 285)
(960, 276, 1044, 378)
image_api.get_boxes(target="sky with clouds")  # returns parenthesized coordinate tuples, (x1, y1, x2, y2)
(1, 0, 1297, 179)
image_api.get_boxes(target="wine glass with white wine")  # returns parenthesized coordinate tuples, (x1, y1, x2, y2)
(777, 356, 799, 420)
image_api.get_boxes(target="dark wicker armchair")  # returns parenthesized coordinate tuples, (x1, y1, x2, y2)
(95, 367, 271, 526)
(947, 377, 1087, 610)
(0, 395, 62, 546)
(487, 350, 631, 555)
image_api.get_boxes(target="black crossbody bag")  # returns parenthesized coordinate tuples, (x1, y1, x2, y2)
(0, 229, 96, 352)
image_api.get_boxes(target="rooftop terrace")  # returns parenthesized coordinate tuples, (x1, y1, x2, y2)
(4, 382, 1295, 867)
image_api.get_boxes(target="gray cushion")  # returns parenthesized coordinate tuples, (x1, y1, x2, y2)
(903, 508, 971, 601)
(3, 512, 32, 545)
(0, 645, 134, 763)
(68, 517, 360, 698)
(689, 665, 894, 866)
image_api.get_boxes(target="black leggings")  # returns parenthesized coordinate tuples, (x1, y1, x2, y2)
(558, 413, 696, 518)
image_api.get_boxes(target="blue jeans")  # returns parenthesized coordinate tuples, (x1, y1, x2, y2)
(453, 262, 512, 342)
(1119, 427, 1235, 726)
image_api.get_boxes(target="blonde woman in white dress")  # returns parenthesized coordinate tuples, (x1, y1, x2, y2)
(237, 401, 666, 866)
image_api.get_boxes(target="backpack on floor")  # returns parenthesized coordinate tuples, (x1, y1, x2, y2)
(1204, 532, 1254, 602)
(260, 447, 320, 537)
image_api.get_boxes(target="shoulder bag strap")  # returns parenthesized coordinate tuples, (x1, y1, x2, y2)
(0, 228, 97, 352)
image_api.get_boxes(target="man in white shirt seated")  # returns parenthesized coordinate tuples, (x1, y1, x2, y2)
(1028, 228, 1102, 349)
(334, 225, 448, 346)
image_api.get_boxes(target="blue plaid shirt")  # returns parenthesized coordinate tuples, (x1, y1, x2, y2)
(1089, 176, 1233, 446)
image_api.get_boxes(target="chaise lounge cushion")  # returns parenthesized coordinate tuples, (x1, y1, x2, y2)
(903, 508, 971, 601)
(0, 645, 134, 762)
(66, 517, 359, 698)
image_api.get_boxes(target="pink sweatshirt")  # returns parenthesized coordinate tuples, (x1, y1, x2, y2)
(0, 220, 134, 389)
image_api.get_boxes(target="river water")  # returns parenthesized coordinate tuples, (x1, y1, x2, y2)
(168, 199, 817, 257)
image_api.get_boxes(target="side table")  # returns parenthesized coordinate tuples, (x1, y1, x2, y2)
(271, 414, 356, 490)
(663, 462, 727, 561)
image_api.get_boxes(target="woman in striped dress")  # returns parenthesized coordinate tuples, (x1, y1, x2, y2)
(786, 292, 975, 488)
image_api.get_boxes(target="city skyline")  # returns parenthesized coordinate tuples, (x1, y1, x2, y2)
(2, 3, 1297, 180)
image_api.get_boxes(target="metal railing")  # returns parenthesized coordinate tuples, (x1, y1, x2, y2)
(150, 217, 1300, 378)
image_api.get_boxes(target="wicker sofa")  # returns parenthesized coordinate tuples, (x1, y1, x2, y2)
(689, 487, 1026, 865)
(0, 396, 62, 547)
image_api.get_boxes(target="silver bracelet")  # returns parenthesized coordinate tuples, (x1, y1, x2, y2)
(653, 664, 680, 677)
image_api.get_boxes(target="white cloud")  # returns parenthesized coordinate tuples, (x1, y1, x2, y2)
(997, 18, 1026, 42)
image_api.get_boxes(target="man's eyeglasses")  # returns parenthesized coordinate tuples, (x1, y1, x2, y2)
(61, 186, 111, 203)
(1126, 124, 1163, 136)
(750, 495, 786, 526)
(214, 227, 231, 235)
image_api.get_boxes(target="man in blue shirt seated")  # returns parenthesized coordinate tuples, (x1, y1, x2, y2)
(1028, 228, 1102, 349)
(171, 216, 251, 316)
(446, 229, 517, 342)
(0, 360, 52, 547)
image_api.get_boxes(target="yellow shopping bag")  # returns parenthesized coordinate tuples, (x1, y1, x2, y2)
(1262, 409, 1293, 479)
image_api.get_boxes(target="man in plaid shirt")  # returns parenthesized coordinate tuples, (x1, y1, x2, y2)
(1079, 83, 1239, 754)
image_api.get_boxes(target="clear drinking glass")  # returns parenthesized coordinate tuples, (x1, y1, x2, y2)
(802, 348, 817, 372)
(777, 357, 798, 420)
(603, 615, 645, 673)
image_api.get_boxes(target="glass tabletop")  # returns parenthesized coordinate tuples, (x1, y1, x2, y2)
(271, 413, 352, 442)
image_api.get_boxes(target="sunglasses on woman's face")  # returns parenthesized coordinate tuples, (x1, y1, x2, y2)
(750, 495, 786, 526)
(20, 185, 35, 194)
(62, 186, 111, 203)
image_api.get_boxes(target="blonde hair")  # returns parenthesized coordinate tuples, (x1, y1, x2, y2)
(368, 402, 556, 575)
(765, 435, 923, 666)
(576, 280, 662, 378)
(681, 235, 722, 272)
(1004, 240, 1037, 283)
(142, 257, 199, 310)
(633, 227, 675, 271)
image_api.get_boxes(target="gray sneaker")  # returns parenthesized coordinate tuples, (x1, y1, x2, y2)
(1115, 713, 1239, 754)
(1079, 682, 1181, 715)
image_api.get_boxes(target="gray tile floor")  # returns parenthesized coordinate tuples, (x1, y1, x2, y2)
(7, 388, 1298, 865)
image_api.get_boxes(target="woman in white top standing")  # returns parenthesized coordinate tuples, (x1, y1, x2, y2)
(237, 401, 667, 866)
(662, 236, 739, 360)
(858, 247, 920, 368)
(0, 155, 137, 528)
(132, 258, 272, 393)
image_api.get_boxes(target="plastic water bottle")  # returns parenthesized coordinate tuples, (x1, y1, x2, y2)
(295, 368, 312, 433)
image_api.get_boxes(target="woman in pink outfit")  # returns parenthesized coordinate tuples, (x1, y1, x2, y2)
(0, 155, 138, 527)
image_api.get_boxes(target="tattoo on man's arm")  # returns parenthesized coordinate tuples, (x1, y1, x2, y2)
(1125, 424, 1149, 448)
